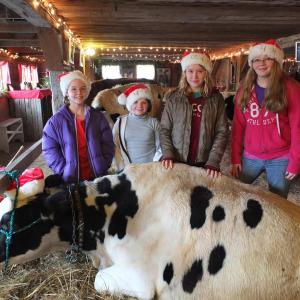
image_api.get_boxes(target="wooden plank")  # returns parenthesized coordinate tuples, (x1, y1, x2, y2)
(277, 34, 300, 49)
(38, 28, 66, 71)
(34, 99, 43, 139)
(49, 70, 64, 114)
(0, 139, 42, 193)
(0, 0, 50, 27)
(0, 23, 38, 33)
(0, 40, 40, 47)
(26, 99, 35, 140)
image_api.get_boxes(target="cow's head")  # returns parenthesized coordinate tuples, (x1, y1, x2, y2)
(0, 172, 139, 270)
(0, 177, 70, 268)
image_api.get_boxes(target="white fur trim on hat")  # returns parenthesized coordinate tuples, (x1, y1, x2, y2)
(59, 70, 91, 97)
(181, 52, 212, 73)
(248, 40, 284, 68)
(117, 84, 152, 112)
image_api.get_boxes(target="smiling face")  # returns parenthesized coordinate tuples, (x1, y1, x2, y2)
(252, 56, 274, 79)
(131, 98, 149, 116)
(67, 79, 89, 107)
(185, 64, 206, 92)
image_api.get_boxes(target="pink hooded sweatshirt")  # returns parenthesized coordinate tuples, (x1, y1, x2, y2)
(231, 77, 300, 174)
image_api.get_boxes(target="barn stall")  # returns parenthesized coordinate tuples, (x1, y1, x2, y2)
(1, 0, 300, 299)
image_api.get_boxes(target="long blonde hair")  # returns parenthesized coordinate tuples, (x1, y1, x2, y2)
(178, 68, 214, 97)
(238, 61, 287, 112)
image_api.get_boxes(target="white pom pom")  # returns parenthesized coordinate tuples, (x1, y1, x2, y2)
(118, 93, 127, 105)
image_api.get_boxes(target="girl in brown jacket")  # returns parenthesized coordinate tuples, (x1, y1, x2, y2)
(160, 51, 228, 178)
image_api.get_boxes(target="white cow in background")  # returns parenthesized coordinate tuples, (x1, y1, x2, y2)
(1, 163, 300, 300)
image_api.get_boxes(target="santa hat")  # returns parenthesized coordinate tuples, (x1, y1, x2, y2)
(59, 70, 91, 97)
(118, 84, 152, 112)
(181, 51, 212, 73)
(248, 39, 284, 68)
(4, 168, 45, 201)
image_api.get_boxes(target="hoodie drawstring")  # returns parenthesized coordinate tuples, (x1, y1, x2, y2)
(276, 113, 281, 137)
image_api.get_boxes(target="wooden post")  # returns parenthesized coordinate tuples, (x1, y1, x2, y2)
(48, 70, 65, 113)
(38, 27, 68, 113)
(84, 56, 96, 82)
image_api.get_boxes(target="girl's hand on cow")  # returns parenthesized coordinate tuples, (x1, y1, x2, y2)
(285, 172, 297, 180)
(231, 164, 242, 178)
(161, 159, 174, 169)
(206, 168, 221, 179)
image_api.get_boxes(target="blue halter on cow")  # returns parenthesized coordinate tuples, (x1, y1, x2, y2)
(1, 162, 300, 300)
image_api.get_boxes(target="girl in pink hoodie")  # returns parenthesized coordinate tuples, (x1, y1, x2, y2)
(231, 39, 300, 198)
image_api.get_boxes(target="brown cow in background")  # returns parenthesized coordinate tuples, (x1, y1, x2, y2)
(91, 83, 171, 121)
(86, 78, 157, 106)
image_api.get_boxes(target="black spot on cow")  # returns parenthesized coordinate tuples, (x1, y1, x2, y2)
(208, 244, 226, 275)
(98, 230, 105, 243)
(0, 200, 54, 260)
(190, 186, 213, 229)
(212, 206, 225, 222)
(182, 259, 203, 293)
(44, 174, 64, 188)
(243, 199, 263, 228)
(97, 177, 112, 194)
(163, 262, 174, 284)
(95, 174, 139, 239)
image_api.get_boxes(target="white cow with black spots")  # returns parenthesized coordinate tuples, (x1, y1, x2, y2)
(1, 163, 300, 300)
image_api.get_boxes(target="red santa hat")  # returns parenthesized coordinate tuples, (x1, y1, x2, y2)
(248, 39, 284, 68)
(118, 84, 152, 112)
(181, 51, 212, 73)
(59, 70, 91, 97)
(4, 168, 45, 201)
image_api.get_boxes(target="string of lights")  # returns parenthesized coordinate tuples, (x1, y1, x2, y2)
(31, 0, 80, 46)
(0, 48, 45, 63)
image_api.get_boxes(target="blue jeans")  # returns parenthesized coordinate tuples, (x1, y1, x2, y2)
(240, 157, 290, 198)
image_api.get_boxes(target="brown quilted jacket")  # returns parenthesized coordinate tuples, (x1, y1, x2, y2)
(160, 88, 229, 169)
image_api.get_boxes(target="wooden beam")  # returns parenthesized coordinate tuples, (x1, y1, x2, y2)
(0, 139, 42, 193)
(57, 3, 300, 24)
(0, 0, 50, 27)
(0, 23, 38, 33)
(0, 40, 40, 47)
(277, 34, 300, 49)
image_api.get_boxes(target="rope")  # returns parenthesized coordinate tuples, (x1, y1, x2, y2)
(0, 170, 41, 271)
(0, 170, 20, 270)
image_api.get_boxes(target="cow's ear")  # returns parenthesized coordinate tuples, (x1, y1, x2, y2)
(43, 190, 70, 215)
(44, 174, 64, 188)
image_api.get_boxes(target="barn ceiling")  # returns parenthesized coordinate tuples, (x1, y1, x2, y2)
(0, 0, 300, 59)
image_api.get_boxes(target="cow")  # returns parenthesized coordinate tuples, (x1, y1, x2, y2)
(91, 83, 171, 121)
(1, 162, 300, 300)
(86, 78, 157, 106)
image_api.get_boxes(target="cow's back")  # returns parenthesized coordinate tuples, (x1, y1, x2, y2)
(107, 163, 300, 300)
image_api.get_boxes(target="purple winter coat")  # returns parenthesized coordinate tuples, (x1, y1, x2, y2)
(42, 105, 114, 183)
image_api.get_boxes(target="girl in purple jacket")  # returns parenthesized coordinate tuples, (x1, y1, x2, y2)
(42, 71, 114, 183)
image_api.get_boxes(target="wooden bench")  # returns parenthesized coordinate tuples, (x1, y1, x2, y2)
(0, 118, 24, 153)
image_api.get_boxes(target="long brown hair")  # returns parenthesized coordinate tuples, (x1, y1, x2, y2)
(238, 61, 287, 112)
(178, 67, 214, 97)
